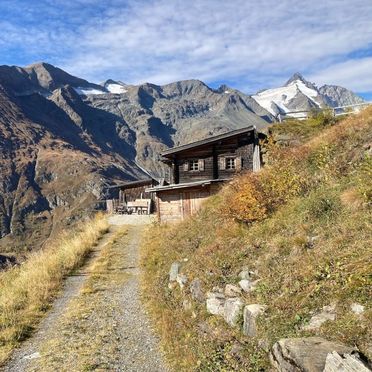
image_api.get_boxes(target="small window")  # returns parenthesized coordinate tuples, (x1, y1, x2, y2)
(189, 160, 199, 171)
(225, 157, 236, 170)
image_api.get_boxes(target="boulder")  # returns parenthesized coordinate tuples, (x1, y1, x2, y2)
(206, 297, 225, 316)
(323, 351, 370, 372)
(239, 279, 252, 292)
(270, 337, 355, 372)
(223, 298, 244, 327)
(242, 304, 267, 337)
(225, 284, 242, 297)
(190, 278, 204, 302)
(302, 305, 336, 331)
(169, 262, 181, 282)
(351, 303, 365, 315)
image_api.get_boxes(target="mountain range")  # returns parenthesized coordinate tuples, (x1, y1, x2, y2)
(253, 73, 364, 116)
(0, 62, 364, 254)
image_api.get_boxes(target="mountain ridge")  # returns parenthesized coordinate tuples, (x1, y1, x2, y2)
(253, 73, 364, 116)
(0, 62, 365, 253)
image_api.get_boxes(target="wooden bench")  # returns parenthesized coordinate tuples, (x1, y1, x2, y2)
(127, 199, 152, 214)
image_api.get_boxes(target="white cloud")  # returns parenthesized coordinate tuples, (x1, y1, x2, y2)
(1, 0, 372, 93)
(309, 57, 372, 92)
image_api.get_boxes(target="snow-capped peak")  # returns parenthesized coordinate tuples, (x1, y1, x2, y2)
(252, 74, 321, 116)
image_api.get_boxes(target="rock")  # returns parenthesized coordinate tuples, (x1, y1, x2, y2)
(302, 304, 336, 331)
(270, 337, 355, 372)
(206, 297, 225, 316)
(224, 284, 242, 297)
(239, 279, 252, 292)
(207, 291, 225, 299)
(169, 262, 181, 282)
(242, 304, 267, 337)
(324, 351, 370, 372)
(305, 235, 319, 249)
(239, 279, 260, 293)
(176, 274, 187, 289)
(223, 298, 244, 327)
(351, 302, 365, 315)
(239, 269, 251, 280)
(190, 278, 204, 302)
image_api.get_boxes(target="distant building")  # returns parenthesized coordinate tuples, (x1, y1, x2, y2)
(146, 126, 262, 222)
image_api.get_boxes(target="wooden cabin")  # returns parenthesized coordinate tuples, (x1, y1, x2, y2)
(106, 178, 158, 214)
(146, 126, 262, 222)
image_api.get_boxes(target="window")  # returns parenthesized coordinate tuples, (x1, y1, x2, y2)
(225, 157, 236, 170)
(183, 159, 205, 171)
(219, 156, 242, 171)
(189, 160, 199, 171)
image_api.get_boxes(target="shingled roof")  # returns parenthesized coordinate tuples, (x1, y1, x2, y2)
(161, 125, 256, 158)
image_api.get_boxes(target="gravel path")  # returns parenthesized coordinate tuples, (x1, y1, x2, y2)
(2, 222, 169, 372)
(111, 225, 169, 371)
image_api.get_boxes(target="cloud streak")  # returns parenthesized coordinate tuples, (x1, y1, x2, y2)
(1, 0, 372, 94)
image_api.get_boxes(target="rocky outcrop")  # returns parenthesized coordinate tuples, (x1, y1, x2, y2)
(270, 337, 355, 372)
(190, 278, 204, 302)
(206, 291, 225, 316)
(302, 305, 336, 331)
(242, 304, 267, 337)
(223, 298, 244, 327)
(323, 351, 371, 372)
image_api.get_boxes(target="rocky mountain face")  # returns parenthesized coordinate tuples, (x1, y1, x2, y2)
(252, 73, 364, 117)
(0, 63, 364, 253)
(0, 62, 273, 253)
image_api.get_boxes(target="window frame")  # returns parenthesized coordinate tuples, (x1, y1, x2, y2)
(225, 156, 236, 170)
(189, 159, 200, 171)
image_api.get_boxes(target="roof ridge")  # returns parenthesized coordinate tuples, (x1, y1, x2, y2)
(161, 125, 256, 157)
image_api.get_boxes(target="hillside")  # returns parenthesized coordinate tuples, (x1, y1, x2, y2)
(141, 108, 372, 371)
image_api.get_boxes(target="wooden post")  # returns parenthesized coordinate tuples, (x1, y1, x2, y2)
(212, 144, 218, 179)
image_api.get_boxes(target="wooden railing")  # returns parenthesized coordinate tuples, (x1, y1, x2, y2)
(276, 102, 372, 122)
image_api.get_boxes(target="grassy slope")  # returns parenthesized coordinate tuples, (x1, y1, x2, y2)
(141, 109, 372, 371)
(0, 213, 109, 365)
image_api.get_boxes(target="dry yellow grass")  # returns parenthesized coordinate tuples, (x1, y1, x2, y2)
(0, 213, 109, 365)
(31, 227, 128, 371)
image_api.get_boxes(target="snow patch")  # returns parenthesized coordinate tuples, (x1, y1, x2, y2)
(106, 83, 128, 94)
(74, 87, 106, 96)
(224, 90, 230, 94)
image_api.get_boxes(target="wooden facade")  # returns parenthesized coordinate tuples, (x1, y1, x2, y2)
(106, 178, 157, 214)
(147, 126, 261, 222)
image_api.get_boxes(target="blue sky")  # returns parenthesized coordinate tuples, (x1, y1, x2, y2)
(1, 0, 372, 99)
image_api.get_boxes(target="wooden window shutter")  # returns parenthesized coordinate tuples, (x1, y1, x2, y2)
(183, 161, 189, 171)
(236, 156, 242, 171)
(198, 159, 205, 171)
(219, 157, 226, 170)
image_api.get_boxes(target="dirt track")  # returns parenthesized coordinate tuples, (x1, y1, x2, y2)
(3, 220, 168, 372)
